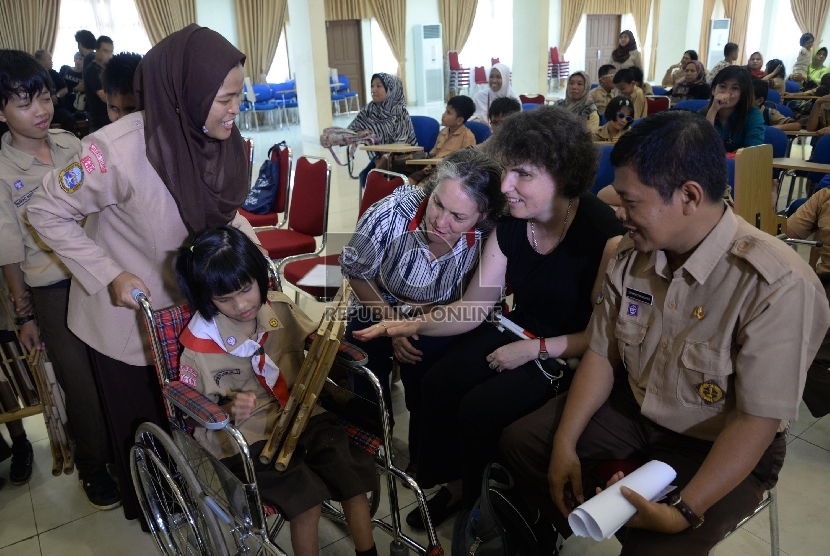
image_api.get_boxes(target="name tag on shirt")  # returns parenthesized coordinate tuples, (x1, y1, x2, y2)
(626, 288, 653, 305)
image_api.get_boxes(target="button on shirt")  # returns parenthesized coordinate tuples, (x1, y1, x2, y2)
(0, 130, 78, 287)
(588, 206, 830, 442)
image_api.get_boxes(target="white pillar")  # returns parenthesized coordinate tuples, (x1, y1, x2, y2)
(513, 0, 550, 95)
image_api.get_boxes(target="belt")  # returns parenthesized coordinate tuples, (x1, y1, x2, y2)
(32, 279, 71, 290)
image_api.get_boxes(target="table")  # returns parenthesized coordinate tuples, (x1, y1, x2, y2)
(781, 94, 819, 99)
(772, 158, 830, 173)
(406, 158, 443, 166)
(783, 129, 818, 157)
(360, 144, 424, 154)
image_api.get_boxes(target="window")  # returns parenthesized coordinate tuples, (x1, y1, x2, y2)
(766, 1, 803, 76)
(266, 27, 291, 83)
(459, 0, 514, 69)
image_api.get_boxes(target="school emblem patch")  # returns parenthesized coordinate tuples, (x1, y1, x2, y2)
(695, 381, 724, 404)
(269, 318, 279, 327)
(179, 365, 199, 387)
(59, 162, 84, 193)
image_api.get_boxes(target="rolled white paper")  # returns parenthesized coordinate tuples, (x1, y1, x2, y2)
(568, 460, 677, 541)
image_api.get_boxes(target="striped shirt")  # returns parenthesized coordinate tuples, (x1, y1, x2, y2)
(340, 185, 484, 304)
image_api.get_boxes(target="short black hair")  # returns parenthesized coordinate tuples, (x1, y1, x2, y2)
(488, 96, 521, 119)
(489, 105, 598, 198)
(685, 50, 699, 60)
(0, 50, 53, 109)
(629, 66, 644, 85)
(605, 95, 634, 125)
(766, 59, 786, 77)
(610, 111, 727, 203)
(613, 68, 635, 85)
(447, 94, 475, 122)
(706, 65, 754, 133)
(75, 30, 96, 50)
(101, 52, 142, 95)
(598, 64, 616, 79)
(752, 79, 769, 104)
(724, 42, 739, 57)
(96, 36, 113, 49)
(816, 74, 830, 96)
(801, 33, 815, 47)
(175, 226, 269, 320)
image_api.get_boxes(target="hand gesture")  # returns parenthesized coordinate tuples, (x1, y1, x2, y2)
(486, 340, 536, 372)
(351, 319, 419, 341)
(595, 471, 689, 534)
(110, 271, 151, 309)
(231, 391, 257, 421)
(549, 444, 584, 516)
(392, 336, 423, 364)
(19, 321, 45, 352)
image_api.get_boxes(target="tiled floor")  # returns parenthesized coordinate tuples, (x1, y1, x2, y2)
(1, 105, 828, 555)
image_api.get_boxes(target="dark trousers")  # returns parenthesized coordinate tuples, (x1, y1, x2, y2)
(802, 281, 830, 417)
(358, 158, 376, 189)
(89, 349, 169, 523)
(499, 380, 786, 556)
(417, 323, 558, 506)
(32, 285, 111, 475)
(345, 314, 453, 461)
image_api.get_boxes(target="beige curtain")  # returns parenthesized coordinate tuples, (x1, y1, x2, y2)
(325, 0, 373, 20)
(235, 0, 286, 83)
(648, 0, 661, 80)
(629, 0, 651, 52)
(561, 0, 589, 53)
(698, 0, 716, 67)
(439, 0, 478, 56)
(723, 0, 750, 64)
(368, 0, 408, 95)
(791, 0, 830, 41)
(134, 0, 196, 45)
(0, 0, 61, 52)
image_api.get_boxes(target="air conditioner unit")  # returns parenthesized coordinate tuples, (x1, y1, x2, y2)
(414, 23, 444, 106)
(707, 18, 731, 70)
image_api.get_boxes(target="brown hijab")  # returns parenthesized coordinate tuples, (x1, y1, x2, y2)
(611, 30, 638, 64)
(134, 24, 248, 234)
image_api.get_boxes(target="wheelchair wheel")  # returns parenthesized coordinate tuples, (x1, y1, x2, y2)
(131, 422, 229, 556)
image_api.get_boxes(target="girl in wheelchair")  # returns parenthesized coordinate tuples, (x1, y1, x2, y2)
(175, 226, 378, 556)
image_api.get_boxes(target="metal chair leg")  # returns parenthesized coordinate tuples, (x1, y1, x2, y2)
(769, 487, 779, 556)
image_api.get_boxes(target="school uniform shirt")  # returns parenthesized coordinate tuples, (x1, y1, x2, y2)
(179, 292, 318, 460)
(629, 86, 648, 119)
(787, 187, 830, 274)
(706, 59, 733, 84)
(592, 122, 627, 142)
(0, 130, 78, 287)
(27, 111, 261, 366)
(591, 86, 616, 113)
(430, 125, 476, 158)
(762, 106, 796, 127)
(588, 205, 830, 442)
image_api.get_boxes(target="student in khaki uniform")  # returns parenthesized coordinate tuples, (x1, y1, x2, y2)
(500, 111, 830, 555)
(593, 95, 633, 142)
(592, 65, 617, 114)
(407, 95, 476, 184)
(614, 69, 647, 119)
(176, 226, 378, 556)
(752, 79, 801, 131)
(27, 25, 262, 525)
(0, 50, 116, 501)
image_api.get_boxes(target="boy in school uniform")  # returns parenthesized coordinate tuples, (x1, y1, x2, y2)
(752, 80, 801, 131)
(476, 97, 521, 155)
(0, 50, 118, 506)
(101, 52, 142, 123)
(614, 69, 648, 119)
(408, 95, 476, 185)
(629, 66, 653, 96)
(593, 64, 617, 113)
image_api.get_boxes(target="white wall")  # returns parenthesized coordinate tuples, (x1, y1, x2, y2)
(195, 0, 237, 47)
(548, 0, 561, 54)
(654, 0, 692, 83)
(404, 0, 441, 103)
(361, 20, 374, 104)
(686, 0, 705, 60)
(512, 0, 550, 94)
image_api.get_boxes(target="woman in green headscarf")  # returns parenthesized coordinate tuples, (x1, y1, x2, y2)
(809, 47, 830, 85)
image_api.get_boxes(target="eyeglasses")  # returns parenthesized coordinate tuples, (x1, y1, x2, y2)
(616, 113, 634, 123)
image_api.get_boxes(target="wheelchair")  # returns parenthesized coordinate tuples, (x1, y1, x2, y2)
(128, 266, 445, 555)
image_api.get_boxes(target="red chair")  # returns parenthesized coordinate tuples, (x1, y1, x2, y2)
(491, 57, 500, 66)
(448, 51, 470, 94)
(239, 143, 292, 229)
(474, 66, 488, 91)
(548, 47, 570, 89)
(519, 94, 545, 105)
(283, 169, 407, 302)
(645, 96, 671, 114)
(256, 155, 330, 265)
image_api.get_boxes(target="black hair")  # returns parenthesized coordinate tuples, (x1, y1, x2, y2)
(598, 64, 616, 79)
(685, 50, 699, 60)
(175, 226, 269, 320)
(489, 105, 597, 198)
(818, 47, 828, 57)
(0, 50, 53, 109)
(765, 59, 786, 77)
(613, 68, 635, 85)
(101, 52, 142, 95)
(610, 110, 727, 203)
(605, 95, 634, 127)
(801, 33, 815, 47)
(96, 36, 113, 50)
(724, 42, 739, 57)
(752, 79, 769, 104)
(706, 65, 754, 133)
(447, 94, 476, 122)
(629, 66, 644, 85)
(815, 74, 830, 96)
(75, 30, 96, 50)
(488, 96, 521, 119)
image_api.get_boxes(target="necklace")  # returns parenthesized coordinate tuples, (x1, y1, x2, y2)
(530, 198, 573, 255)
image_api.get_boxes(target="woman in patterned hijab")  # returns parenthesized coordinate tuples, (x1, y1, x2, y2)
(348, 72, 416, 145)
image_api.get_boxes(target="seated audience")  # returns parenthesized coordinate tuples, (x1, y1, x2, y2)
(763, 59, 787, 94)
(614, 69, 647, 119)
(593, 64, 617, 113)
(706, 42, 739, 84)
(471, 63, 519, 124)
(668, 60, 710, 101)
(808, 47, 830, 88)
(804, 83, 830, 135)
(500, 110, 830, 555)
(629, 66, 653, 96)
(662, 50, 698, 87)
(407, 95, 476, 184)
(747, 51, 766, 78)
(703, 66, 764, 152)
(353, 106, 624, 529)
(607, 30, 642, 70)
(790, 33, 815, 82)
(554, 71, 600, 130)
(476, 96, 521, 155)
(101, 52, 142, 123)
(593, 95, 634, 142)
(753, 79, 800, 131)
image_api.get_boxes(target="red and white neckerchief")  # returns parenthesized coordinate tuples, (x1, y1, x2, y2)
(180, 312, 290, 407)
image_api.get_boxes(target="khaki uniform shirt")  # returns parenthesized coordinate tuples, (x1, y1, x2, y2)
(589, 206, 830, 442)
(641, 83, 654, 96)
(180, 292, 318, 460)
(787, 187, 830, 274)
(629, 86, 648, 119)
(431, 126, 476, 158)
(0, 130, 78, 287)
(592, 86, 616, 114)
(767, 107, 795, 126)
(27, 112, 261, 366)
(593, 123, 627, 142)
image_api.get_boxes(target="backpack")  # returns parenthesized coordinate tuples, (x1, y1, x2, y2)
(242, 142, 285, 214)
(452, 463, 561, 556)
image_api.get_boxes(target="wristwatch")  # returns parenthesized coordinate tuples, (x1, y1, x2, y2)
(667, 493, 705, 529)
(538, 338, 550, 360)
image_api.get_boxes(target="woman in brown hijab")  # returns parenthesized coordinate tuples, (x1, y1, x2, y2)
(607, 29, 643, 71)
(28, 24, 262, 524)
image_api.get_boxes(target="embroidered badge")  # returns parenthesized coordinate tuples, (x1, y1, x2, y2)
(269, 318, 279, 327)
(89, 143, 107, 172)
(59, 162, 84, 193)
(13, 190, 35, 209)
(13, 180, 24, 190)
(226, 336, 237, 346)
(179, 365, 199, 387)
(693, 306, 706, 320)
(695, 381, 724, 404)
(81, 155, 96, 174)
(627, 303, 639, 317)
(214, 369, 241, 386)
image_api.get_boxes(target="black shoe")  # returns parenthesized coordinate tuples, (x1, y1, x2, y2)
(405, 486, 461, 530)
(9, 439, 33, 485)
(80, 469, 122, 510)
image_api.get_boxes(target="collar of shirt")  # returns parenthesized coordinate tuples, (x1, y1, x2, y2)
(651, 204, 737, 283)
(406, 194, 477, 249)
(0, 130, 75, 171)
(214, 301, 283, 351)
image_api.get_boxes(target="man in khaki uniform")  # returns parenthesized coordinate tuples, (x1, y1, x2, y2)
(500, 111, 830, 554)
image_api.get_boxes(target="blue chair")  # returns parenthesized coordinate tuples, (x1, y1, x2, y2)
(785, 196, 808, 216)
(270, 81, 298, 125)
(652, 86, 668, 96)
(330, 76, 349, 115)
(598, 113, 607, 126)
(672, 99, 708, 112)
(785, 80, 800, 93)
(465, 121, 492, 144)
(590, 83, 598, 90)
(410, 115, 440, 152)
(774, 103, 794, 118)
(591, 145, 615, 195)
(807, 134, 830, 185)
(766, 89, 781, 104)
(727, 157, 735, 198)
(764, 126, 788, 183)
(250, 84, 278, 128)
(522, 103, 541, 111)
(630, 117, 644, 127)
(337, 75, 360, 112)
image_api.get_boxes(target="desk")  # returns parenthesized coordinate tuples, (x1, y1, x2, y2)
(783, 129, 818, 157)
(545, 94, 562, 105)
(773, 158, 830, 173)
(360, 144, 424, 154)
(406, 158, 443, 166)
(781, 94, 819, 99)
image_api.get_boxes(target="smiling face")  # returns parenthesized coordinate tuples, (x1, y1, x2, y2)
(568, 75, 586, 100)
(748, 53, 763, 71)
(424, 178, 482, 247)
(489, 68, 503, 92)
(371, 77, 387, 103)
(211, 280, 261, 326)
(500, 162, 557, 221)
(613, 165, 684, 253)
(617, 80, 635, 96)
(0, 86, 54, 142)
(712, 78, 741, 111)
(203, 65, 244, 140)
(684, 62, 699, 82)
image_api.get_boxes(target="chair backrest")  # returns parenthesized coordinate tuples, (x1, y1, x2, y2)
(491, 57, 500, 66)
(252, 84, 272, 103)
(808, 134, 830, 183)
(243, 77, 257, 104)
(288, 155, 330, 237)
(726, 157, 735, 197)
(672, 99, 708, 112)
(785, 80, 800, 93)
(550, 47, 560, 63)
(410, 115, 441, 152)
(149, 303, 193, 382)
(338, 74, 351, 91)
(774, 103, 794, 118)
(766, 89, 781, 104)
(763, 126, 788, 158)
(362, 170, 407, 216)
(448, 51, 462, 70)
(652, 86, 668, 96)
(522, 103, 541, 111)
(465, 121, 492, 144)
(734, 144, 778, 234)
(591, 145, 615, 195)
(519, 94, 544, 104)
(646, 96, 670, 114)
(474, 66, 487, 84)
(275, 143, 292, 214)
(599, 113, 607, 126)
(590, 83, 599, 90)
(785, 196, 808, 217)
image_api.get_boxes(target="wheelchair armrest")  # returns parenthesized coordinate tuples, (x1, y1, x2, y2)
(305, 333, 368, 368)
(164, 381, 230, 430)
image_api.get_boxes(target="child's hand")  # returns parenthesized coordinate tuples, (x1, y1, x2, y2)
(231, 391, 257, 421)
